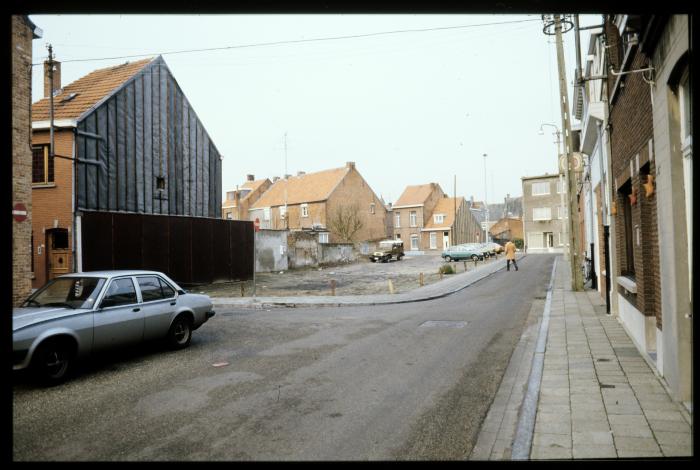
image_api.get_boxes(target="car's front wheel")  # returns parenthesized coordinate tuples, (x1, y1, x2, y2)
(471, 254, 479, 261)
(31, 339, 74, 385)
(444, 255, 452, 262)
(167, 315, 193, 350)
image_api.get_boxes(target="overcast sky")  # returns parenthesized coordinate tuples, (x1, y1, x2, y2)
(29, 14, 601, 206)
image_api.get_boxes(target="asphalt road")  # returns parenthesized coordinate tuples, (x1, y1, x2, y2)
(13, 254, 555, 461)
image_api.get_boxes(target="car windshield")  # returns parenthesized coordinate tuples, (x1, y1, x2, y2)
(22, 277, 106, 309)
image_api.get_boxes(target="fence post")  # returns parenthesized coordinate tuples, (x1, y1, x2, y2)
(439, 270, 443, 280)
(330, 279, 336, 296)
(388, 279, 395, 294)
(463, 261, 467, 272)
(240, 283, 245, 297)
(419, 272, 424, 286)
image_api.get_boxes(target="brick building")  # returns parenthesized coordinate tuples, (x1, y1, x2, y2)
(222, 174, 272, 220)
(604, 15, 662, 362)
(30, 55, 224, 287)
(249, 162, 387, 244)
(12, 16, 42, 306)
(489, 217, 524, 245)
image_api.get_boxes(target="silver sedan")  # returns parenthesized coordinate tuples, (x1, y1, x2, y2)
(13, 270, 215, 385)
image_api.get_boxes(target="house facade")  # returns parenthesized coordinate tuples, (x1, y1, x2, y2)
(521, 174, 566, 253)
(422, 196, 481, 251)
(392, 183, 445, 252)
(30, 55, 224, 287)
(222, 174, 272, 220)
(12, 16, 42, 306)
(249, 162, 387, 244)
(573, 14, 692, 407)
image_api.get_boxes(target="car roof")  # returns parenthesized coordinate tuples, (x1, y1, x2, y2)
(58, 270, 168, 279)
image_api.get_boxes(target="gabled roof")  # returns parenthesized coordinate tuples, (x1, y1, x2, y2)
(394, 183, 441, 207)
(32, 57, 154, 122)
(423, 197, 465, 230)
(241, 178, 269, 197)
(250, 167, 350, 208)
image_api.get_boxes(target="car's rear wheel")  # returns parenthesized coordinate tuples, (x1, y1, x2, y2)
(484, 252, 490, 259)
(31, 339, 74, 385)
(471, 254, 479, 261)
(167, 315, 192, 350)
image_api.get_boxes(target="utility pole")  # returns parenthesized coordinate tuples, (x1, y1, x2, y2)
(47, 44, 55, 157)
(545, 13, 584, 291)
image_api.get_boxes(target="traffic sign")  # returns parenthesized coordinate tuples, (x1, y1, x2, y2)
(12, 203, 27, 222)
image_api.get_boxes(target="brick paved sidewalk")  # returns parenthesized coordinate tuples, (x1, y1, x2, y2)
(471, 256, 692, 460)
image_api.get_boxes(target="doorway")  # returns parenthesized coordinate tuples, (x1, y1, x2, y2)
(46, 228, 71, 281)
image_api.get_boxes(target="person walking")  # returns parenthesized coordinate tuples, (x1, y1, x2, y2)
(505, 239, 518, 271)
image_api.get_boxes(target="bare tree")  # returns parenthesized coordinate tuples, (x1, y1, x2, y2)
(328, 203, 364, 243)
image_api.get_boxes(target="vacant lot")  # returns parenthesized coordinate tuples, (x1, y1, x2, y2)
(195, 252, 504, 298)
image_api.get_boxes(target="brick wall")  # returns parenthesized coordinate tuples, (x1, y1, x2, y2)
(12, 16, 35, 305)
(606, 15, 661, 327)
(30, 130, 75, 289)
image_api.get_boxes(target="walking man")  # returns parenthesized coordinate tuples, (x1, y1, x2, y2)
(505, 239, 518, 271)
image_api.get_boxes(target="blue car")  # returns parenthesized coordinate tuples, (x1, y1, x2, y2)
(441, 245, 484, 262)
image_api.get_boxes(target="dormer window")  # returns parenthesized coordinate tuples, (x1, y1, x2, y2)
(60, 92, 78, 103)
(434, 214, 445, 224)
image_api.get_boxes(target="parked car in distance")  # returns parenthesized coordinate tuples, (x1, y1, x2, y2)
(369, 240, 405, 263)
(464, 243, 492, 259)
(441, 244, 484, 262)
(13, 270, 216, 385)
(484, 242, 504, 254)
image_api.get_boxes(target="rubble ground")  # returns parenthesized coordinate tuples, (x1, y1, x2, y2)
(194, 252, 505, 298)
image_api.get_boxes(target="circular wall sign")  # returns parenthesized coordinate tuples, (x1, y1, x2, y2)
(12, 203, 28, 222)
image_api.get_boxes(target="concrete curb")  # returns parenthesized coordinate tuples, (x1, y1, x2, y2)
(213, 254, 527, 309)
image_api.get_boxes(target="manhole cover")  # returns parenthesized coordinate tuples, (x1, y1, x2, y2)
(419, 321, 467, 329)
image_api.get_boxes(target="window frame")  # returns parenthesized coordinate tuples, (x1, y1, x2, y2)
(301, 204, 309, 218)
(409, 210, 417, 227)
(99, 277, 139, 309)
(434, 214, 445, 224)
(31, 144, 54, 186)
(532, 207, 552, 221)
(318, 232, 329, 244)
(410, 234, 419, 250)
(429, 232, 437, 249)
(531, 181, 551, 196)
(136, 275, 177, 304)
(395, 212, 401, 228)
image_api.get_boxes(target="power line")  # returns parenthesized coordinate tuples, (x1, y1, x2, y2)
(32, 17, 541, 66)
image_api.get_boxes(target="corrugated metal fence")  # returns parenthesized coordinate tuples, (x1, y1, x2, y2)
(80, 211, 253, 285)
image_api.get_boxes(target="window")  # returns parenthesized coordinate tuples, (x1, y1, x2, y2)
(137, 276, 175, 302)
(101, 278, 137, 308)
(396, 233, 401, 239)
(620, 181, 635, 276)
(395, 213, 401, 228)
(429, 232, 437, 249)
(226, 212, 233, 220)
(280, 205, 287, 219)
(533, 207, 552, 221)
(556, 178, 567, 193)
(410, 234, 419, 250)
(410, 211, 417, 227)
(318, 232, 329, 244)
(531, 181, 550, 196)
(301, 204, 309, 218)
(32, 145, 54, 184)
(50, 229, 69, 249)
(263, 207, 270, 221)
(156, 177, 166, 190)
(434, 214, 445, 224)
(370, 203, 375, 214)
(557, 205, 567, 219)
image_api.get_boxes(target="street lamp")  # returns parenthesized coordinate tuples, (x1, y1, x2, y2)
(483, 153, 489, 242)
(539, 122, 569, 260)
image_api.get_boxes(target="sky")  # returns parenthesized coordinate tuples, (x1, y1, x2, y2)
(29, 14, 602, 206)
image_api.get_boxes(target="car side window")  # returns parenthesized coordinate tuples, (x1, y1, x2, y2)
(101, 278, 138, 308)
(137, 276, 164, 302)
(159, 278, 176, 299)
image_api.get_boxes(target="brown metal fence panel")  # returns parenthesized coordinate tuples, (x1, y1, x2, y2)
(80, 211, 253, 285)
(168, 216, 192, 284)
(81, 212, 113, 271)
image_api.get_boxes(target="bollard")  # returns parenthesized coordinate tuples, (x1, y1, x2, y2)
(388, 279, 395, 294)
(463, 261, 467, 272)
(419, 272, 424, 287)
(439, 270, 443, 280)
(330, 279, 336, 296)
(474, 258, 478, 268)
(240, 283, 245, 297)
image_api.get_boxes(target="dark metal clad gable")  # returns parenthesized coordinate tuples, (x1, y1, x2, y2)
(75, 56, 222, 218)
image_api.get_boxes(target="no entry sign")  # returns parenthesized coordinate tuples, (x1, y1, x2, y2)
(12, 203, 28, 222)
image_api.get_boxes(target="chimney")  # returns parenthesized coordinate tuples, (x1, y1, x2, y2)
(297, 171, 305, 176)
(246, 174, 255, 181)
(44, 59, 61, 98)
(346, 161, 355, 169)
(273, 176, 280, 182)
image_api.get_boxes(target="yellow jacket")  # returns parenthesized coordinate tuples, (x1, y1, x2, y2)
(505, 241, 516, 260)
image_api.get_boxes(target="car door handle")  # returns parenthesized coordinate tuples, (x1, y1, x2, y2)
(170, 301, 176, 306)
(133, 307, 141, 312)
